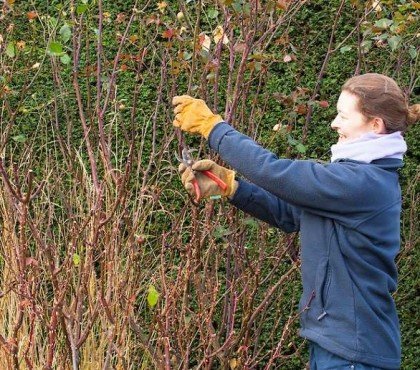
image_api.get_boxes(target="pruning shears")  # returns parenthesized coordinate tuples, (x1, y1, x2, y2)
(177, 147, 228, 202)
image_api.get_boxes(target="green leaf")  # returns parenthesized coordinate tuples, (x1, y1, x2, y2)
(6, 42, 15, 58)
(73, 253, 81, 266)
(81, 0, 89, 3)
(287, 134, 298, 146)
(340, 45, 352, 54)
(60, 53, 71, 64)
(59, 24, 72, 43)
(387, 35, 402, 52)
(48, 16, 59, 28)
(232, 1, 242, 13)
(147, 285, 159, 308)
(77, 4, 88, 14)
(409, 45, 417, 60)
(361, 40, 372, 54)
(207, 8, 219, 19)
(296, 143, 307, 154)
(243, 217, 259, 230)
(48, 41, 63, 55)
(212, 225, 232, 240)
(183, 51, 193, 61)
(12, 134, 27, 143)
(374, 18, 393, 29)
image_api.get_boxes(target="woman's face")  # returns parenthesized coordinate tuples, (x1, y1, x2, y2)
(331, 91, 378, 143)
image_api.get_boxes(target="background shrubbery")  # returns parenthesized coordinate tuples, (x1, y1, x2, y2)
(0, 0, 418, 369)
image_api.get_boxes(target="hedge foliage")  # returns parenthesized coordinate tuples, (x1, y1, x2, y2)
(0, 0, 418, 369)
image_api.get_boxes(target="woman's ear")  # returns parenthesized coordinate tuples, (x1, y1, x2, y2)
(371, 117, 386, 134)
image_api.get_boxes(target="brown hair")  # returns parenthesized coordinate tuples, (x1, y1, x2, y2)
(342, 73, 420, 133)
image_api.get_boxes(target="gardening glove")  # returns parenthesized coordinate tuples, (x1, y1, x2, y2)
(172, 95, 224, 139)
(179, 160, 238, 200)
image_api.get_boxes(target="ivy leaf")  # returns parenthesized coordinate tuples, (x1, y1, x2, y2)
(147, 285, 159, 308)
(77, 4, 88, 14)
(296, 143, 307, 154)
(59, 24, 72, 43)
(408, 45, 417, 60)
(182, 51, 193, 60)
(387, 35, 402, 52)
(207, 8, 219, 19)
(374, 18, 393, 29)
(243, 217, 259, 230)
(6, 42, 15, 58)
(361, 40, 372, 54)
(60, 53, 71, 65)
(12, 134, 27, 143)
(287, 134, 298, 146)
(212, 225, 232, 240)
(340, 45, 352, 53)
(48, 41, 63, 55)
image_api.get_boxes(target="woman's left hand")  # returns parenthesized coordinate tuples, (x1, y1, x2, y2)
(172, 95, 223, 139)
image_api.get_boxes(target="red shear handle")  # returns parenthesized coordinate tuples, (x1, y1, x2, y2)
(201, 170, 228, 191)
(192, 179, 201, 202)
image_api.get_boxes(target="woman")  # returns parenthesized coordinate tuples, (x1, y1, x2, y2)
(173, 73, 419, 369)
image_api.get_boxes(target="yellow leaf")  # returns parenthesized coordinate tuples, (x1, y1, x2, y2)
(157, 1, 167, 13)
(129, 34, 139, 43)
(213, 25, 229, 45)
(6, 0, 15, 5)
(229, 358, 238, 369)
(199, 33, 211, 51)
(370, 0, 382, 12)
(16, 40, 26, 50)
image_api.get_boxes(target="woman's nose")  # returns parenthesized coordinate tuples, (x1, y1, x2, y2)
(331, 116, 339, 129)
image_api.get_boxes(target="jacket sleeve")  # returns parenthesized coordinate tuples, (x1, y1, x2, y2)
(229, 178, 301, 233)
(209, 123, 398, 224)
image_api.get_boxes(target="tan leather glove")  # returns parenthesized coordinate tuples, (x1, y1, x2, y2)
(179, 160, 238, 200)
(172, 95, 223, 139)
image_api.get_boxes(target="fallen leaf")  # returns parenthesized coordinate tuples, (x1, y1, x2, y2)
(25, 257, 39, 267)
(162, 28, 176, 39)
(277, 0, 290, 10)
(283, 54, 292, 62)
(294, 104, 307, 115)
(116, 13, 126, 23)
(129, 34, 139, 43)
(16, 40, 26, 50)
(213, 25, 229, 45)
(27, 11, 38, 20)
(157, 1, 167, 13)
(318, 100, 329, 108)
(233, 42, 246, 53)
(229, 358, 238, 369)
(273, 123, 282, 131)
(199, 33, 211, 51)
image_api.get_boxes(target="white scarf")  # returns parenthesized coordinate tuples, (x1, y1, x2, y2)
(330, 131, 407, 163)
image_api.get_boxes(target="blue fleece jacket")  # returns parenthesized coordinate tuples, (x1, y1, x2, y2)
(208, 122, 401, 369)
